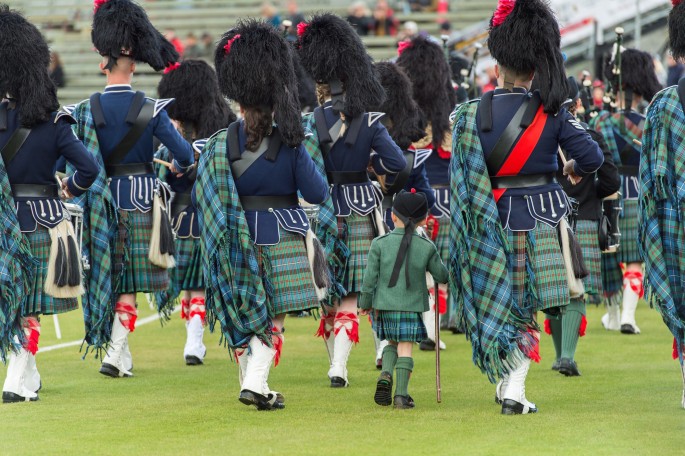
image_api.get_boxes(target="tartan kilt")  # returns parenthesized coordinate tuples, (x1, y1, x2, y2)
(337, 212, 375, 293)
(373, 310, 427, 343)
(618, 199, 641, 264)
(434, 215, 450, 264)
(255, 230, 319, 315)
(576, 220, 603, 297)
(113, 209, 169, 294)
(508, 222, 568, 315)
(601, 251, 623, 296)
(24, 225, 79, 315)
(171, 236, 204, 292)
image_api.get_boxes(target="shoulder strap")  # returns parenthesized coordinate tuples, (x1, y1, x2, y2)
(485, 96, 531, 175)
(344, 115, 363, 146)
(264, 128, 282, 162)
(385, 150, 414, 196)
(226, 121, 241, 162)
(104, 98, 154, 166)
(227, 122, 273, 180)
(678, 77, 685, 113)
(0, 102, 8, 131)
(479, 91, 494, 132)
(1, 127, 31, 166)
(89, 93, 106, 128)
(125, 92, 147, 125)
(314, 107, 333, 158)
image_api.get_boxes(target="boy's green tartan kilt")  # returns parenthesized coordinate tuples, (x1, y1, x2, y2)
(373, 310, 427, 343)
(617, 198, 641, 264)
(255, 230, 319, 315)
(24, 225, 78, 315)
(508, 222, 568, 316)
(113, 209, 169, 294)
(337, 212, 375, 294)
(172, 236, 204, 291)
(576, 219, 603, 298)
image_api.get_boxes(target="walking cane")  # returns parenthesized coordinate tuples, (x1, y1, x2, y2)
(434, 281, 442, 403)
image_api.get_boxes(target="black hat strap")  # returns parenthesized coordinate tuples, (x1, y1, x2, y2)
(329, 78, 345, 114)
(388, 210, 416, 289)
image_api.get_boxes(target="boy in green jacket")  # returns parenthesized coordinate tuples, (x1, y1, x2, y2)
(359, 189, 449, 409)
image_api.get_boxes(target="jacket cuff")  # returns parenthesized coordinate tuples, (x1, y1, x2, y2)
(358, 292, 373, 310)
(66, 173, 87, 197)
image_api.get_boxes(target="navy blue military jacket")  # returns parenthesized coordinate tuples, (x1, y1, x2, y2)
(318, 102, 406, 216)
(231, 122, 329, 245)
(476, 88, 604, 230)
(381, 149, 435, 228)
(93, 85, 194, 211)
(0, 101, 99, 232)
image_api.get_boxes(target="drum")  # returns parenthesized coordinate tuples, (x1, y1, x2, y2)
(63, 202, 89, 271)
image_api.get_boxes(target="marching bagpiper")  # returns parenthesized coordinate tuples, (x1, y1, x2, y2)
(0, 5, 99, 402)
(69, 0, 194, 377)
(155, 59, 236, 366)
(297, 14, 406, 388)
(639, 0, 685, 408)
(449, 0, 603, 414)
(589, 47, 661, 335)
(196, 20, 329, 410)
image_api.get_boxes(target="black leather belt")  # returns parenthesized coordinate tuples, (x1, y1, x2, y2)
(240, 194, 298, 211)
(106, 162, 155, 177)
(489, 174, 556, 189)
(326, 171, 370, 185)
(618, 165, 639, 177)
(11, 183, 59, 198)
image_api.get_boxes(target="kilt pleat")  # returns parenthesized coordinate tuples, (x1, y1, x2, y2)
(24, 225, 78, 315)
(114, 209, 169, 294)
(373, 310, 427, 343)
(433, 215, 450, 264)
(256, 230, 319, 315)
(508, 222, 568, 315)
(576, 219, 603, 297)
(617, 199, 641, 264)
(337, 213, 375, 293)
(171, 237, 204, 292)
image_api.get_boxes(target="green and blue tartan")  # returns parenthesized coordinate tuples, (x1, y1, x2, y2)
(69, 101, 121, 355)
(575, 220, 603, 297)
(617, 199, 641, 263)
(0, 151, 36, 362)
(25, 226, 78, 315)
(434, 215, 450, 264)
(638, 86, 685, 359)
(338, 213, 375, 293)
(373, 310, 427, 343)
(255, 230, 319, 315)
(302, 113, 350, 300)
(448, 101, 537, 383)
(195, 129, 272, 349)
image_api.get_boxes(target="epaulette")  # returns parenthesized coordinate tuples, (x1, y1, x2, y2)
(367, 112, 385, 126)
(54, 108, 76, 125)
(145, 98, 175, 118)
(192, 138, 208, 155)
(62, 103, 80, 116)
(206, 128, 227, 142)
(412, 148, 431, 168)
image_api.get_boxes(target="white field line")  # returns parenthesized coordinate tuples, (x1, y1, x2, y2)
(37, 306, 180, 355)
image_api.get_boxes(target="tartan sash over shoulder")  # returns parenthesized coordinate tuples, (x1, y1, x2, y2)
(301, 113, 350, 301)
(70, 100, 121, 355)
(448, 101, 536, 382)
(195, 129, 272, 349)
(638, 87, 685, 359)
(0, 151, 35, 362)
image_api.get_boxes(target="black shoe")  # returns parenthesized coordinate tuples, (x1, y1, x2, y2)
(374, 372, 393, 406)
(2, 391, 39, 403)
(450, 327, 465, 335)
(330, 376, 348, 388)
(501, 399, 537, 415)
(185, 355, 203, 366)
(393, 395, 415, 409)
(239, 390, 283, 411)
(99, 363, 133, 378)
(620, 324, 639, 335)
(419, 340, 436, 351)
(375, 359, 382, 370)
(551, 359, 561, 371)
(558, 358, 581, 377)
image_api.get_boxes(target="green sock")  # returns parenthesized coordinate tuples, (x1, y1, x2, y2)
(547, 317, 562, 361)
(561, 299, 585, 360)
(394, 357, 414, 397)
(381, 345, 398, 375)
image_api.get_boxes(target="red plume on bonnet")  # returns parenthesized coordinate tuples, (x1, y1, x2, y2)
(492, 0, 515, 27)
(94, 0, 108, 12)
(223, 34, 241, 54)
(397, 40, 411, 55)
(674, 0, 684, 6)
(297, 21, 308, 37)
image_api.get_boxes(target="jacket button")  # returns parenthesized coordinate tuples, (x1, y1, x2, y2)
(268, 208, 274, 212)
(128, 175, 134, 181)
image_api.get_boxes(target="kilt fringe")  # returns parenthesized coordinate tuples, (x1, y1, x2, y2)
(44, 219, 83, 298)
(149, 192, 176, 269)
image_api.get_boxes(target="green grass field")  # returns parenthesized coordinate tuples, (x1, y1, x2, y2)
(0, 300, 681, 455)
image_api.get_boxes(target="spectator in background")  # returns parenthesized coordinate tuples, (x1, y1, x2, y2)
(347, 1, 373, 36)
(49, 51, 65, 88)
(667, 54, 685, 87)
(183, 33, 202, 59)
(285, 0, 305, 42)
(261, 2, 281, 28)
(165, 28, 185, 57)
(373, 0, 398, 36)
(592, 80, 605, 108)
(200, 32, 214, 58)
(406, 0, 432, 13)
(397, 20, 418, 42)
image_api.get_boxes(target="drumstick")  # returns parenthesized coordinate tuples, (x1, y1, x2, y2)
(153, 158, 173, 169)
(633, 139, 642, 147)
(558, 147, 580, 186)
